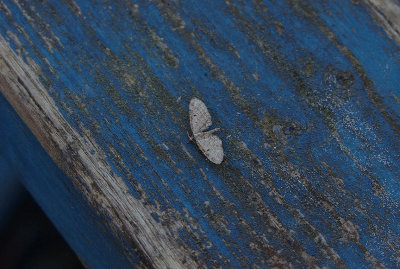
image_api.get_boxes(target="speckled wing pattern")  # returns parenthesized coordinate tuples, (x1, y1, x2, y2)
(195, 133, 224, 164)
(189, 98, 224, 164)
(189, 98, 212, 134)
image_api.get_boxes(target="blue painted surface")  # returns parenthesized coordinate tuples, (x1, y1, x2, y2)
(0, 94, 139, 268)
(1, 0, 400, 267)
(0, 152, 25, 231)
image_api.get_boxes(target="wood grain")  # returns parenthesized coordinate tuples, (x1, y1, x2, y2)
(1, 0, 400, 268)
(0, 35, 197, 268)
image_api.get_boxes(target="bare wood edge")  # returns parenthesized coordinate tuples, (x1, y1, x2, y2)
(0, 36, 197, 269)
(362, 0, 400, 46)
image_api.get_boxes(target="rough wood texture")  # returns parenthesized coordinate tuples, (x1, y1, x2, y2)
(1, 0, 400, 268)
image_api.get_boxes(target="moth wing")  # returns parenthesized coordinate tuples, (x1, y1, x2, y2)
(195, 134, 224, 164)
(189, 98, 212, 134)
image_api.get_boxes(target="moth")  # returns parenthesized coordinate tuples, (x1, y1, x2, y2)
(189, 98, 224, 164)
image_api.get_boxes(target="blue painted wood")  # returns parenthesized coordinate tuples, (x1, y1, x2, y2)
(1, 0, 400, 267)
(0, 94, 140, 268)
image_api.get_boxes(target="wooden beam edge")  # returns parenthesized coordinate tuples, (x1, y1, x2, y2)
(362, 0, 400, 46)
(0, 35, 198, 269)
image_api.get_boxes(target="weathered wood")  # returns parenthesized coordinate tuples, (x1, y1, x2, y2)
(1, 0, 400, 268)
(0, 93, 138, 268)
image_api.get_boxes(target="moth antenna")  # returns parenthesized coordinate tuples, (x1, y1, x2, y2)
(187, 131, 194, 143)
(204, 128, 220, 135)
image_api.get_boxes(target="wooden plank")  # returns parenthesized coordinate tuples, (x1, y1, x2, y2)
(0, 93, 140, 268)
(1, 0, 400, 267)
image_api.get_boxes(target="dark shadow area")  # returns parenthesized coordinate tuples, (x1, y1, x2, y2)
(0, 185, 84, 269)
